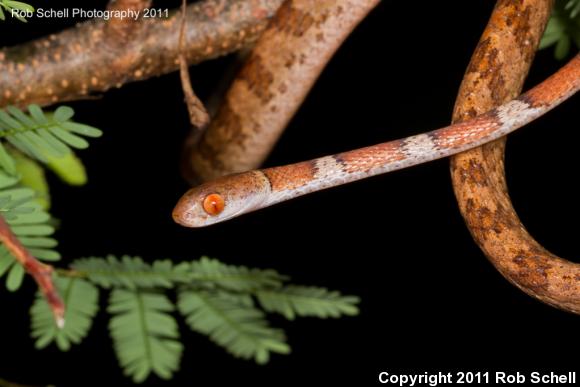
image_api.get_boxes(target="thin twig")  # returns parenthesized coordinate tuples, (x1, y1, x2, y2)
(0, 216, 64, 328)
(179, 0, 210, 135)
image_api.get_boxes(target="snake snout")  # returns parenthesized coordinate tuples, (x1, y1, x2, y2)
(172, 190, 206, 227)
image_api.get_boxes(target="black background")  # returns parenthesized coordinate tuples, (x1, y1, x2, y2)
(1, 0, 579, 386)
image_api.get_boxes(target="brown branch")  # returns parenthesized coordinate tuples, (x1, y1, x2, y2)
(0, 0, 285, 108)
(0, 216, 64, 327)
(179, 0, 210, 132)
(449, 0, 580, 313)
(106, 0, 153, 40)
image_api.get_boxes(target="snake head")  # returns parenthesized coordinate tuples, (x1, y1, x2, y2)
(173, 171, 271, 227)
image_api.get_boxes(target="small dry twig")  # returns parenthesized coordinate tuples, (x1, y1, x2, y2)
(179, 0, 210, 136)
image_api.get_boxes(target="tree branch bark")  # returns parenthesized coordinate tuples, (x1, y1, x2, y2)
(0, 0, 284, 108)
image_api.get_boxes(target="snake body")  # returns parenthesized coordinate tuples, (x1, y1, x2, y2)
(173, 53, 580, 227)
(185, 0, 381, 182)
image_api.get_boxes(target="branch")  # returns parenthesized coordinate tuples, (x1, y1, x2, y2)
(0, 0, 284, 108)
(448, 0, 580, 313)
(0, 215, 64, 327)
(106, 0, 152, 40)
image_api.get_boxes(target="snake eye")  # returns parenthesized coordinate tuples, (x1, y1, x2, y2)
(202, 193, 225, 216)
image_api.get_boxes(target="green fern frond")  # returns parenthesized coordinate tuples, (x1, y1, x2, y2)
(108, 289, 183, 383)
(11, 149, 51, 209)
(256, 286, 360, 320)
(0, 0, 34, 22)
(0, 186, 59, 291)
(46, 151, 88, 186)
(566, 0, 580, 17)
(30, 276, 99, 350)
(178, 289, 290, 364)
(72, 255, 191, 289)
(540, 0, 580, 59)
(71, 256, 288, 292)
(0, 105, 102, 167)
(188, 256, 287, 292)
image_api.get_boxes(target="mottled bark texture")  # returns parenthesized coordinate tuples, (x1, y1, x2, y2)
(183, 0, 381, 183)
(0, 0, 285, 107)
(450, 0, 580, 314)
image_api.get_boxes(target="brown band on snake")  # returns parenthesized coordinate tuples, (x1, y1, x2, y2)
(450, 0, 580, 314)
(184, 0, 382, 183)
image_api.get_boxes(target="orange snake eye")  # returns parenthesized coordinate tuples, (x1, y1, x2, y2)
(202, 193, 225, 216)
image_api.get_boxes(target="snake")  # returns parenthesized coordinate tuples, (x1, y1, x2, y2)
(173, 53, 580, 227)
(184, 0, 382, 182)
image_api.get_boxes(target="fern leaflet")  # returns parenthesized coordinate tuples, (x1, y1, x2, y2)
(30, 276, 99, 350)
(0, 105, 102, 167)
(0, 186, 59, 291)
(108, 289, 183, 383)
(178, 289, 290, 364)
(72, 255, 191, 289)
(188, 256, 287, 291)
(540, 0, 580, 59)
(256, 286, 360, 320)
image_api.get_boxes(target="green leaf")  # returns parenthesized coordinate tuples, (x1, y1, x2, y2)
(4, 1, 34, 12)
(6, 263, 24, 291)
(53, 106, 74, 123)
(0, 142, 16, 175)
(11, 150, 51, 209)
(555, 34, 572, 59)
(27, 105, 48, 125)
(108, 289, 183, 383)
(61, 122, 103, 138)
(46, 152, 88, 186)
(540, 0, 580, 58)
(49, 127, 89, 149)
(189, 257, 287, 292)
(31, 277, 99, 350)
(178, 290, 290, 364)
(0, 249, 13, 277)
(0, 171, 19, 189)
(17, 237, 57, 248)
(0, 105, 101, 165)
(256, 286, 360, 320)
(10, 225, 54, 236)
(72, 255, 191, 289)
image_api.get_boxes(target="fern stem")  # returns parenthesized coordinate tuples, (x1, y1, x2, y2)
(0, 215, 64, 327)
(55, 268, 87, 278)
(136, 292, 154, 371)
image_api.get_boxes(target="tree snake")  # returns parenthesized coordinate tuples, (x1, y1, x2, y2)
(174, 53, 580, 227)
